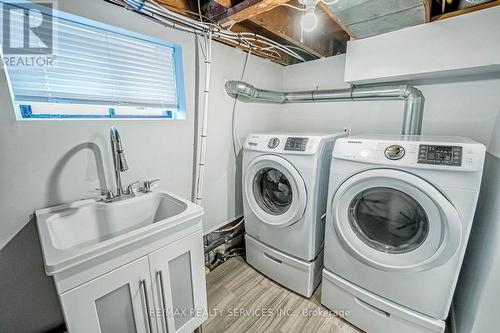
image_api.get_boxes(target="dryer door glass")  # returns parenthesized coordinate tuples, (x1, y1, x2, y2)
(253, 168, 293, 215)
(348, 187, 429, 254)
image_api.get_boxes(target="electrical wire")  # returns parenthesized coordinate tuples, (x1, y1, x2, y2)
(320, 0, 340, 5)
(117, 0, 306, 62)
(212, 218, 244, 233)
(197, 0, 203, 22)
(262, 44, 318, 59)
(282, 3, 307, 11)
(231, 48, 251, 158)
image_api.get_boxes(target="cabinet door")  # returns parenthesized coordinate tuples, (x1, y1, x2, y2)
(60, 257, 157, 333)
(148, 231, 207, 333)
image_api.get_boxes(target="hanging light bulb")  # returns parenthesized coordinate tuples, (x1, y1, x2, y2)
(299, 0, 319, 32)
(301, 7, 318, 32)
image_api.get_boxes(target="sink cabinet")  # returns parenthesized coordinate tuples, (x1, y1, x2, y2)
(59, 231, 207, 333)
(35, 191, 207, 333)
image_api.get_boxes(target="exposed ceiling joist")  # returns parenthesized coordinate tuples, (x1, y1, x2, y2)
(213, 0, 291, 27)
(250, 7, 326, 58)
(207, 0, 348, 60)
(152, 0, 295, 65)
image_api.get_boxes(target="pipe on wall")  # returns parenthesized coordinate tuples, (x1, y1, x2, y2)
(225, 81, 425, 135)
(194, 32, 213, 205)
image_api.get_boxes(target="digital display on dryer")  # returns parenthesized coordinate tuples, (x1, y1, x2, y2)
(284, 137, 308, 151)
(418, 145, 462, 166)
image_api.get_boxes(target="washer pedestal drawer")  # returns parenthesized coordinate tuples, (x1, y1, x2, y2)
(321, 269, 445, 333)
(245, 234, 322, 298)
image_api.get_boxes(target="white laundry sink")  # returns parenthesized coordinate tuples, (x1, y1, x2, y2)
(36, 191, 204, 275)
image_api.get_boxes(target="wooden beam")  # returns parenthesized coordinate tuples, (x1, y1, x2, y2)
(155, 0, 199, 18)
(215, 0, 291, 27)
(252, 7, 326, 58)
(422, 0, 431, 23)
(431, 0, 500, 21)
(208, 0, 349, 58)
(108, 0, 293, 64)
(318, 2, 356, 39)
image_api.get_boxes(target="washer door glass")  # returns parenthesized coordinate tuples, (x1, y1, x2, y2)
(253, 168, 293, 215)
(348, 187, 429, 254)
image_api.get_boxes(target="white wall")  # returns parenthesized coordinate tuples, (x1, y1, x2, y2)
(202, 45, 283, 233)
(273, 54, 500, 156)
(344, 6, 500, 84)
(0, 0, 282, 331)
(453, 153, 500, 333)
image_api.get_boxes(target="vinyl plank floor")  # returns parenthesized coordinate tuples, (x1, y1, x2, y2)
(202, 257, 362, 333)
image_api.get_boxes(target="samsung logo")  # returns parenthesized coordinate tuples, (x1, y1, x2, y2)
(347, 141, 363, 144)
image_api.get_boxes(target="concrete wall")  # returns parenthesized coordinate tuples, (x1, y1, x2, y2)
(0, 0, 281, 331)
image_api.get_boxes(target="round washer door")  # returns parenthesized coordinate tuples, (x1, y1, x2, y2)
(331, 169, 462, 272)
(245, 155, 307, 227)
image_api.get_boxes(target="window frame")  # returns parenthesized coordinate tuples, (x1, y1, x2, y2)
(2, 1, 186, 121)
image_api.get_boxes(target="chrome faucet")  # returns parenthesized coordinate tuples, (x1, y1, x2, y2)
(97, 127, 157, 202)
(110, 126, 128, 196)
(99, 127, 137, 202)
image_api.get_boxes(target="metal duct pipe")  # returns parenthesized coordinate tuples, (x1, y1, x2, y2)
(225, 81, 425, 135)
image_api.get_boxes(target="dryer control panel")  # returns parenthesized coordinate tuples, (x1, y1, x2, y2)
(417, 145, 462, 166)
(332, 135, 486, 172)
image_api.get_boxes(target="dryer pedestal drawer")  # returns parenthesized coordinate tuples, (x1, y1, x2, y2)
(245, 234, 322, 298)
(321, 269, 445, 333)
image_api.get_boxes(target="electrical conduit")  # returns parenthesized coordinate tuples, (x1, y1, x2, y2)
(194, 31, 213, 205)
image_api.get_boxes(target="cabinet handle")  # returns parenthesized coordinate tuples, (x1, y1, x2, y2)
(140, 279, 154, 333)
(156, 270, 169, 332)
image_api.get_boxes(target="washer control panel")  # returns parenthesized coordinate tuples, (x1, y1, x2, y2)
(245, 134, 326, 154)
(418, 145, 462, 166)
(284, 137, 309, 151)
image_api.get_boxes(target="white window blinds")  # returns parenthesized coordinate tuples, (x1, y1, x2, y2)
(5, 8, 182, 112)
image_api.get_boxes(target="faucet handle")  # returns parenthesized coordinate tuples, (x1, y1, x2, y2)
(96, 188, 114, 201)
(125, 181, 139, 195)
(143, 179, 159, 193)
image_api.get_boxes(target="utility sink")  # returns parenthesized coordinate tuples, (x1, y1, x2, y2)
(36, 190, 204, 275)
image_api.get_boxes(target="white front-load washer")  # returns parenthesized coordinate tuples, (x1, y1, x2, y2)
(243, 132, 347, 297)
(321, 135, 486, 333)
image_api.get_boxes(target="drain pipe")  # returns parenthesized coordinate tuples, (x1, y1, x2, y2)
(225, 81, 425, 135)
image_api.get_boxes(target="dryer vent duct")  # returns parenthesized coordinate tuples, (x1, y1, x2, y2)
(225, 81, 425, 135)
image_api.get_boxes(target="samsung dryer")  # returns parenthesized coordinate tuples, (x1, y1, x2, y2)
(243, 132, 347, 297)
(321, 135, 486, 333)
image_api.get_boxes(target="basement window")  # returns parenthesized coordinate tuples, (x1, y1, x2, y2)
(2, 3, 186, 120)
